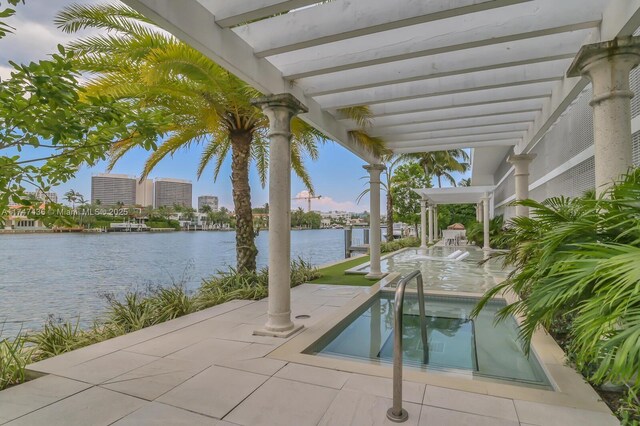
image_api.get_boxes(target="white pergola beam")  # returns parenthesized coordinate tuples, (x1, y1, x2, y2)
(275, 0, 606, 79)
(348, 99, 544, 124)
(358, 111, 538, 132)
(366, 82, 554, 117)
(123, 0, 379, 164)
(301, 30, 592, 96)
(387, 133, 523, 148)
(372, 123, 530, 139)
(394, 140, 518, 154)
(234, 0, 530, 57)
(200, 0, 321, 28)
(315, 60, 569, 110)
(517, 0, 640, 154)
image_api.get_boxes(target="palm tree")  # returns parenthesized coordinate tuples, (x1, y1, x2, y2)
(404, 150, 470, 187)
(56, 3, 385, 272)
(63, 189, 80, 208)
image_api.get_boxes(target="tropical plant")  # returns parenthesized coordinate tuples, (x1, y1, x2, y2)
(0, 45, 160, 222)
(465, 215, 506, 248)
(404, 150, 470, 187)
(391, 162, 431, 233)
(0, 0, 23, 39)
(472, 169, 640, 408)
(0, 328, 31, 390)
(56, 3, 384, 272)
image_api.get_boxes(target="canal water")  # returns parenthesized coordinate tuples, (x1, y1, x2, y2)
(0, 229, 358, 337)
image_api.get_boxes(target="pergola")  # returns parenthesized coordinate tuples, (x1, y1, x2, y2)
(122, 0, 640, 338)
(414, 186, 496, 250)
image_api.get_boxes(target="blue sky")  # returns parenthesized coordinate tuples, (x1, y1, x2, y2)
(1, 0, 470, 212)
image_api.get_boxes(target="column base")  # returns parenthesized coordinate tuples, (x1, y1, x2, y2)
(253, 323, 304, 338)
(365, 271, 387, 280)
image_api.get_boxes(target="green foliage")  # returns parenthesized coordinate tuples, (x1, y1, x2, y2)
(0, 0, 23, 39)
(466, 215, 506, 248)
(381, 237, 421, 253)
(392, 162, 430, 225)
(0, 328, 31, 390)
(472, 170, 640, 410)
(0, 45, 162, 220)
(402, 150, 470, 188)
(291, 208, 321, 229)
(437, 204, 477, 230)
(25, 318, 104, 361)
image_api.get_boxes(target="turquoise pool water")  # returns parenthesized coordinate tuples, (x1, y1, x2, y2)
(307, 292, 551, 389)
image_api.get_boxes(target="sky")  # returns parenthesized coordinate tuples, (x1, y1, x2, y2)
(1, 0, 470, 212)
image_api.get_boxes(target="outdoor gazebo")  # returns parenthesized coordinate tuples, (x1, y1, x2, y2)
(414, 186, 496, 250)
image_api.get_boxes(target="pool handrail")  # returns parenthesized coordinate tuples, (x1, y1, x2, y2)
(387, 270, 428, 423)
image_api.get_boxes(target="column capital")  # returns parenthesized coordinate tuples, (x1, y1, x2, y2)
(480, 192, 492, 202)
(507, 153, 537, 165)
(251, 93, 308, 115)
(567, 36, 640, 105)
(363, 163, 385, 183)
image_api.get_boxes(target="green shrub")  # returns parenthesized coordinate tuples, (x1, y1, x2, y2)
(381, 236, 420, 253)
(466, 215, 506, 248)
(473, 169, 640, 423)
(0, 331, 31, 390)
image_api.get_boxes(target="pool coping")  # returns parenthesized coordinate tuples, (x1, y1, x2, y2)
(268, 274, 610, 413)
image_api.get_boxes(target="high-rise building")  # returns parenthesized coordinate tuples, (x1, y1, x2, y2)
(25, 190, 58, 204)
(198, 195, 219, 212)
(154, 178, 192, 208)
(135, 179, 154, 207)
(91, 174, 136, 206)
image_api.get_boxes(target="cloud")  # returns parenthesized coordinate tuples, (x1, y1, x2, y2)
(293, 190, 366, 213)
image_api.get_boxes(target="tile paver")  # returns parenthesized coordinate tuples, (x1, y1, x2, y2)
(513, 400, 619, 426)
(55, 350, 159, 384)
(318, 388, 422, 426)
(157, 365, 268, 419)
(419, 405, 520, 426)
(423, 385, 519, 421)
(5, 386, 145, 426)
(100, 357, 209, 400)
(0, 375, 91, 424)
(275, 362, 351, 389)
(225, 377, 338, 426)
(344, 372, 426, 404)
(112, 401, 218, 425)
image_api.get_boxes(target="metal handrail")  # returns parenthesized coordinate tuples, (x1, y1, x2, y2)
(387, 270, 428, 423)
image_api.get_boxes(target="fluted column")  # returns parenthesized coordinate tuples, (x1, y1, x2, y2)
(365, 163, 385, 279)
(252, 93, 307, 338)
(568, 36, 640, 196)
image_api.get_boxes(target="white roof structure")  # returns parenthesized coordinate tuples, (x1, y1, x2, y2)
(123, 0, 640, 179)
(414, 186, 495, 205)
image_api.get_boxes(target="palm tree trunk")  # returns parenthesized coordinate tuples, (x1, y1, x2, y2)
(230, 130, 257, 272)
(437, 175, 442, 188)
(386, 189, 394, 241)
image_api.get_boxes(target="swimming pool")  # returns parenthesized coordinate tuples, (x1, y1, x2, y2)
(305, 291, 551, 389)
(352, 246, 510, 293)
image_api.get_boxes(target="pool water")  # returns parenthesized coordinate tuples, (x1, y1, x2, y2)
(307, 292, 551, 389)
(357, 246, 510, 293)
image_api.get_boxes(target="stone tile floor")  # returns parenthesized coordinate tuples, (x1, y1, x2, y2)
(0, 284, 619, 425)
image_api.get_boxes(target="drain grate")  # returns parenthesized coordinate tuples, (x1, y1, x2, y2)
(295, 314, 311, 319)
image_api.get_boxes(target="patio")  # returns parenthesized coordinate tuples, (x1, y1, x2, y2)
(0, 280, 618, 426)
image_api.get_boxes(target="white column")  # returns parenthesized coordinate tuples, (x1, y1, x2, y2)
(482, 193, 491, 251)
(253, 93, 307, 338)
(420, 198, 427, 248)
(507, 154, 537, 217)
(365, 164, 385, 279)
(428, 204, 434, 245)
(434, 205, 439, 240)
(568, 36, 640, 197)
